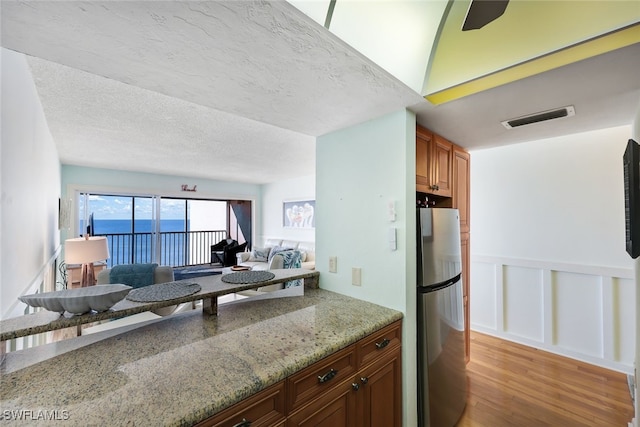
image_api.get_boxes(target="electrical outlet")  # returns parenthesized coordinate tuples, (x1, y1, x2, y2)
(352, 268, 361, 286)
(329, 256, 337, 273)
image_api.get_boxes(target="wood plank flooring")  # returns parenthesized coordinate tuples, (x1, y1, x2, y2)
(457, 332, 634, 427)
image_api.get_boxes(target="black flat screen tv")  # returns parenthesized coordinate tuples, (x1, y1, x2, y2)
(623, 139, 640, 259)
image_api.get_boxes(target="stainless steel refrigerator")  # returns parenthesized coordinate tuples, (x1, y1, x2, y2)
(417, 208, 467, 427)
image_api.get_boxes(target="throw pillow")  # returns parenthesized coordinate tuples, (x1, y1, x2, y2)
(279, 250, 303, 288)
(248, 247, 271, 262)
(268, 245, 286, 262)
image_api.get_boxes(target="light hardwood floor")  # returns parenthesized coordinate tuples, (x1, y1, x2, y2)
(457, 332, 634, 427)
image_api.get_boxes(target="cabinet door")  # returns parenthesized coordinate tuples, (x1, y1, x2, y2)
(358, 348, 402, 427)
(286, 379, 358, 427)
(195, 381, 286, 427)
(460, 233, 470, 363)
(416, 127, 432, 194)
(453, 147, 470, 234)
(432, 135, 453, 197)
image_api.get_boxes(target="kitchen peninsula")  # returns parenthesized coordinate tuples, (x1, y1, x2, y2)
(0, 287, 403, 426)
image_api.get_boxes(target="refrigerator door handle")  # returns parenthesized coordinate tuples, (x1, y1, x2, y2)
(417, 273, 461, 294)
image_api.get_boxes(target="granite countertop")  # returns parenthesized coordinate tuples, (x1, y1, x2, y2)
(0, 288, 402, 426)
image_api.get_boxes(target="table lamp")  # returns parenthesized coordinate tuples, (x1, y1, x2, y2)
(65, 236, 110, 287)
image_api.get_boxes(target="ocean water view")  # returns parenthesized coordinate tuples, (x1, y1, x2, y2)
(87, 219, 188, 234)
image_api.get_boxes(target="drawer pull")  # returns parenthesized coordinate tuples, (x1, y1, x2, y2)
(233, 419, 251, 427)
(375, 338, 390, 349)
(318, 368, 337, 383)
(352, 382, 360, 391)
(360, 377, 369, 385)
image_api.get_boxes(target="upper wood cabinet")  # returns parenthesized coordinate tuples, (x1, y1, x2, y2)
(416, 125, 453, 197)
(452, 146, 470, 234)
(416, 126, 432, 194)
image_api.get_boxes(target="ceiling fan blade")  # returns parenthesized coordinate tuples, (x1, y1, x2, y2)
(462, 0, 509, 31)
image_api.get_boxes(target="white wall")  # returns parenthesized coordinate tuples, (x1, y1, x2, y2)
(260, 175, 315, 246)
(316, 109, 417, 427)
(471, 125, 636, 373)
(1, 48, 61, 319)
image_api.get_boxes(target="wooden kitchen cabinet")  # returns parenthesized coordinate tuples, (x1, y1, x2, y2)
(195, 320, 402, 427)
(195, 381, 286, 427)
(452, 146, 470, 234)
(416, 125, 453, 197)
(289, 320, 402, 427)
(286, 377, 358, 427)
(416, 126, 432, 194)
(432, 134, 453, 197)
(357, 349, 402, 427)
(453, 143, 471, 361)
(460, 233, 470, 363)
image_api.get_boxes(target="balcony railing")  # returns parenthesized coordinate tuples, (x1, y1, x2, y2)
(96, 230, 228, 268)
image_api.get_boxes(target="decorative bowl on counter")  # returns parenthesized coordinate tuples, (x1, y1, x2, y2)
(18, 284, 132, 315)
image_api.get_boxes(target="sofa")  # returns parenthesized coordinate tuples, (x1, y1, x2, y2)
(235, 239, 314, 297)
(236, 239, 315, 271)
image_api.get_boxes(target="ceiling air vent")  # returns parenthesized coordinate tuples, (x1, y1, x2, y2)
(501, 105, 575, 129)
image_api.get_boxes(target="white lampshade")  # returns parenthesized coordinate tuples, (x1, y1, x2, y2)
(65, 236, 110, 264)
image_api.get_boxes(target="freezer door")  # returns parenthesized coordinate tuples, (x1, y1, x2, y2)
(417, 279, 466, 427)
(418, 208, 462, 287)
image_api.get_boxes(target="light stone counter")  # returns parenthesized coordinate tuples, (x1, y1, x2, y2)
(0, 288, 402, 426)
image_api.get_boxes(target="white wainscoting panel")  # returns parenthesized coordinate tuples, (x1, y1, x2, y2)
(503, 265, 544, 342)
(614, 277, 636, 366)
(471, 262, 498, 330)
(552, 271, 603, 357)
(471, 255, 635, 374)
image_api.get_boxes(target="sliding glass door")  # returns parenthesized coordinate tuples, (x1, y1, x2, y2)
(76, 193, 244, 267)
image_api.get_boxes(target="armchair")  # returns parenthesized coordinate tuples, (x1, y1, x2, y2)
(210, 239, 247, 266)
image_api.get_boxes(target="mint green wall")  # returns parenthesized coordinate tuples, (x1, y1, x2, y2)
(61, 165, 262, 240)
(316, 109, 417, 426)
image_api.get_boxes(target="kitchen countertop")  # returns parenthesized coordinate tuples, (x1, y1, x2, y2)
(0, 288, 403, 426)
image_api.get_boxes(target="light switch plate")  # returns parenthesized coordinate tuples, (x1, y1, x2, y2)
(352, 268, 361, 286)
(329, 256, 337, 273)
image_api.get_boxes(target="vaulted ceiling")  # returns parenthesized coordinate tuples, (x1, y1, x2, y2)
(2, 1, 639, 184)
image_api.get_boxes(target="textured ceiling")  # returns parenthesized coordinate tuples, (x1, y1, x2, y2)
(1, 0, 423, 184)
(1, 0, 639, 185)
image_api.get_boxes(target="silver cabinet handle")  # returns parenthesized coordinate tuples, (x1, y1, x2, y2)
(375, 338, 390, 349)
(233, 418, 251, 427)
(318, 368, 337, 383)
(352, 382, 360, 391)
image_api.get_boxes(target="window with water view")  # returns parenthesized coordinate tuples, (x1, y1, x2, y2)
(77, 193, 251, 268)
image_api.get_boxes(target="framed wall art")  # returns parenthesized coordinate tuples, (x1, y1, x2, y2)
(283, 199, 315, 229)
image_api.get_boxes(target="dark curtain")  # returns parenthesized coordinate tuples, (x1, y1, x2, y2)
(229, 201, 252, 250)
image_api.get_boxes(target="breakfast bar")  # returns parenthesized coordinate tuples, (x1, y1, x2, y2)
(0, 268, 319, 342)
(0, 287, 403, 426)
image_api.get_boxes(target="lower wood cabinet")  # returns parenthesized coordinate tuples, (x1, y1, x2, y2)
(196, 320, 402, 427)
(195, 381, 286, 427)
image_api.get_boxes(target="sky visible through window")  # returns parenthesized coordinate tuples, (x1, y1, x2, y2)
(85, 195, 186, 219)
(79, 193, 227, 234)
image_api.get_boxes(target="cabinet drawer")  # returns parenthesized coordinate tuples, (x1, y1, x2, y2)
(356, 320, 402, 368)
(195, 381, 286, 427)
(286, 344, 357, 413)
